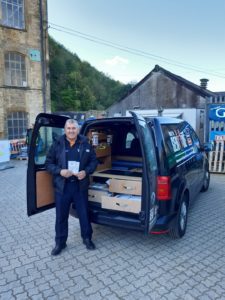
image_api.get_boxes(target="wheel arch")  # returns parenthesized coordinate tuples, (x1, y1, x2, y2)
(175, 183, 190, 212)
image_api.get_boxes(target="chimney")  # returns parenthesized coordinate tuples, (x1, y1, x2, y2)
(200, 78, 209, 89)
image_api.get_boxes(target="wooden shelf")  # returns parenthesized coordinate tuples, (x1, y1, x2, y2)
(92, 169, 142, 181)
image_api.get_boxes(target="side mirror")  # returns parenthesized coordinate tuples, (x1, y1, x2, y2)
(200, 142, 213, 152)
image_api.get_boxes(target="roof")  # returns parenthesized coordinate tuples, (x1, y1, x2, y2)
(214, 92, 225, 96)
(110, 65, 215, 107)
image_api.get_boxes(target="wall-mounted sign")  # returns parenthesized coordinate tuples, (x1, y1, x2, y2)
(209, 105, 225, 121)
(28, 49, 41, 62)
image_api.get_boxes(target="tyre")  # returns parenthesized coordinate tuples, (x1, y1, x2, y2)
(169, 195, 189, 239)
(201, 169, 210, 192)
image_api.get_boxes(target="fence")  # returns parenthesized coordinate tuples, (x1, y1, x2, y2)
(207, 96, 225, 173)
(208, 136, 225, 173)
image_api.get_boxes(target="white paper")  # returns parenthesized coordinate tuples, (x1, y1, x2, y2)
(68, 161, 80, 173)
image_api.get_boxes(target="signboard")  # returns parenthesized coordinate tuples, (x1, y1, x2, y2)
(215, 135, 225, 141)
(209, 105, 225, 121)
(0, 140, 10, 163)
(210, 131, 225, 142)
(28, 49, 41, 62)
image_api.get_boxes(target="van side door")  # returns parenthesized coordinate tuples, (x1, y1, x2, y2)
(27, 113, 68, 216)
(130, 112, 158, 233)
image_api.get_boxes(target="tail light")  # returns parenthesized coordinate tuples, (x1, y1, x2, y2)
(156, 176, 171, 200)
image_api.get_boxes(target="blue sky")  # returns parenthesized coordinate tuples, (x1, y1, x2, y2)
(48, 0, 225, 92)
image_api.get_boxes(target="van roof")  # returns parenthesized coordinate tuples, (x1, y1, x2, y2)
(84, 115, 184, 126)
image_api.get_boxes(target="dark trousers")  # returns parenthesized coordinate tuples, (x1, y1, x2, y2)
(54, 181, 93, 245)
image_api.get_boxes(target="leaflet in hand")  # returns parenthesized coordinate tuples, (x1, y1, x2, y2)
(68, 161, 80, 174)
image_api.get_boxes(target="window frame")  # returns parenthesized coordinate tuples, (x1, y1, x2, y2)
(4, 51, 27, 87)
(7, 111, 28, 139)
(1, 0, 25, 30)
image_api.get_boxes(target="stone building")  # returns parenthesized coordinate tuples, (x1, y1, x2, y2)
(0, 0, 50, 139)
(106, 65, 214, 117)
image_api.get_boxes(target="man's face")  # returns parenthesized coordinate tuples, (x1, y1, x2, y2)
(64, 122, 79, 141)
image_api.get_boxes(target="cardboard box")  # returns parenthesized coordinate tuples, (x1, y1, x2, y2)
(102, 194, 141, 214)
(95, 144, 111, 158)
(98, 132, 107, 142)
(87, 130, 107, 144)
(109, 178, 142, 195)
(96, 156, 112, 171)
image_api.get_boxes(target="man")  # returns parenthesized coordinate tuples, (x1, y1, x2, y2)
(46, 119, 98, 256)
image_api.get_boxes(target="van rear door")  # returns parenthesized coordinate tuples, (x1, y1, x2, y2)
(27, 113, 68, 216)
(130, 112, 158, 233)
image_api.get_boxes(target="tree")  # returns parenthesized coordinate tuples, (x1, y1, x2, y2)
(49, 36, 132, 112)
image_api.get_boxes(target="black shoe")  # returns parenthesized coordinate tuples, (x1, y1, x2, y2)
(83, 238, 96, 250)
(51, 243, 67, 256)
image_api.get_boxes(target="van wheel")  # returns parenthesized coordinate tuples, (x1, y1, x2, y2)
(169, 195, 188, 239)
(201, 170, 210, 192)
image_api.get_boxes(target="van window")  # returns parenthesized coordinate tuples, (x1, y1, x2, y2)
(161, 122, 195, 167)
(35, 126, 64, 165)
(126, 132, 135, 149)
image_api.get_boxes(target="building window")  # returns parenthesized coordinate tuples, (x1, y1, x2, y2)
(1, 0, 25, 29)
(5, 52, 26, 87)
(7, 111, 28, 139)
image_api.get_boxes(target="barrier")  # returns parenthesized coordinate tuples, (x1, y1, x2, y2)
(208, 136, 225, 173)
(10, 139, 27, 159)
(207, 97, 225, 174)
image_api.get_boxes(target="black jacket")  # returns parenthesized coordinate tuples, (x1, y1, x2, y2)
(45, 134, 98, 194)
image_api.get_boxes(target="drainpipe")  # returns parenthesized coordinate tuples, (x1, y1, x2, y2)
(39, 0, 47, 112)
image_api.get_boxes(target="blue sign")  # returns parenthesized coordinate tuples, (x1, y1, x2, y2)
(209, 131, 225, 142)
(209, 105, 225, 121)
(28, 49, 41, 62)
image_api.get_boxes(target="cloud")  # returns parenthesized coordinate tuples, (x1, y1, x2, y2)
(104, 56, 129, 67)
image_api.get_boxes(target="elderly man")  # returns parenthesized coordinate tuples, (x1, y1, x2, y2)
(46, 119, 98, 255)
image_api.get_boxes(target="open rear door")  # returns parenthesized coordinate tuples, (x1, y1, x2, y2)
(130, 111, 158, 234)
(27, 113, 69, 216)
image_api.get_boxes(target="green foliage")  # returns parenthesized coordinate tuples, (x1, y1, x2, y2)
(49, 36, 132, 112)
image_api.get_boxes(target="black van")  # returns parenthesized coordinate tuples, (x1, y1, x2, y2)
(27, 112, 210, 238)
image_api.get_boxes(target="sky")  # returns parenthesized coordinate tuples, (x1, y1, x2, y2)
(47, 0, 225, 92)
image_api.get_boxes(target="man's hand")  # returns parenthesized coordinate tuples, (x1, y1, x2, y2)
(75, 170, 86, 180)
(60, 169, 73, 178)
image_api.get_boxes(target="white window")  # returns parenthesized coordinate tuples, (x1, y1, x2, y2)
(5, 52, 26, 86)
(7, 111, 28, 139)
(1, 0, 25, 29)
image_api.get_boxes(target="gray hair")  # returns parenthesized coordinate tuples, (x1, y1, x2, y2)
(64, 119, 79, 128)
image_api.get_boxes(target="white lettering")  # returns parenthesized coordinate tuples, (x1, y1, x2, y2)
(215, 108, 225, 118)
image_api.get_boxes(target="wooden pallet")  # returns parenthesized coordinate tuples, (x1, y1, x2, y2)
(17, 156, 28, 161)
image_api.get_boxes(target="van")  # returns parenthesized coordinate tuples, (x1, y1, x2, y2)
(27, 112, 210, 238)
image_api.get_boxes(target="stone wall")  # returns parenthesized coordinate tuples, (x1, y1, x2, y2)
(0, 0, 50, 139)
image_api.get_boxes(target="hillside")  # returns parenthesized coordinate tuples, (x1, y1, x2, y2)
(49, 36, 132, 112)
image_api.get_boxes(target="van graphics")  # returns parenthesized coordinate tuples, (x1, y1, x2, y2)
(166, 128, 195, 167)
(150, 191, 156, 206)
(149, 206, 158, 224)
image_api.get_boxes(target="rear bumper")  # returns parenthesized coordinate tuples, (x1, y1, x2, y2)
(150, 214, 176, 233)
(70, 206, 144, 232)
(70, 206, 176, 235)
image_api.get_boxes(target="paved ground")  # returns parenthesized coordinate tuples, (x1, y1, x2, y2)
(0, 160, 225, 300)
